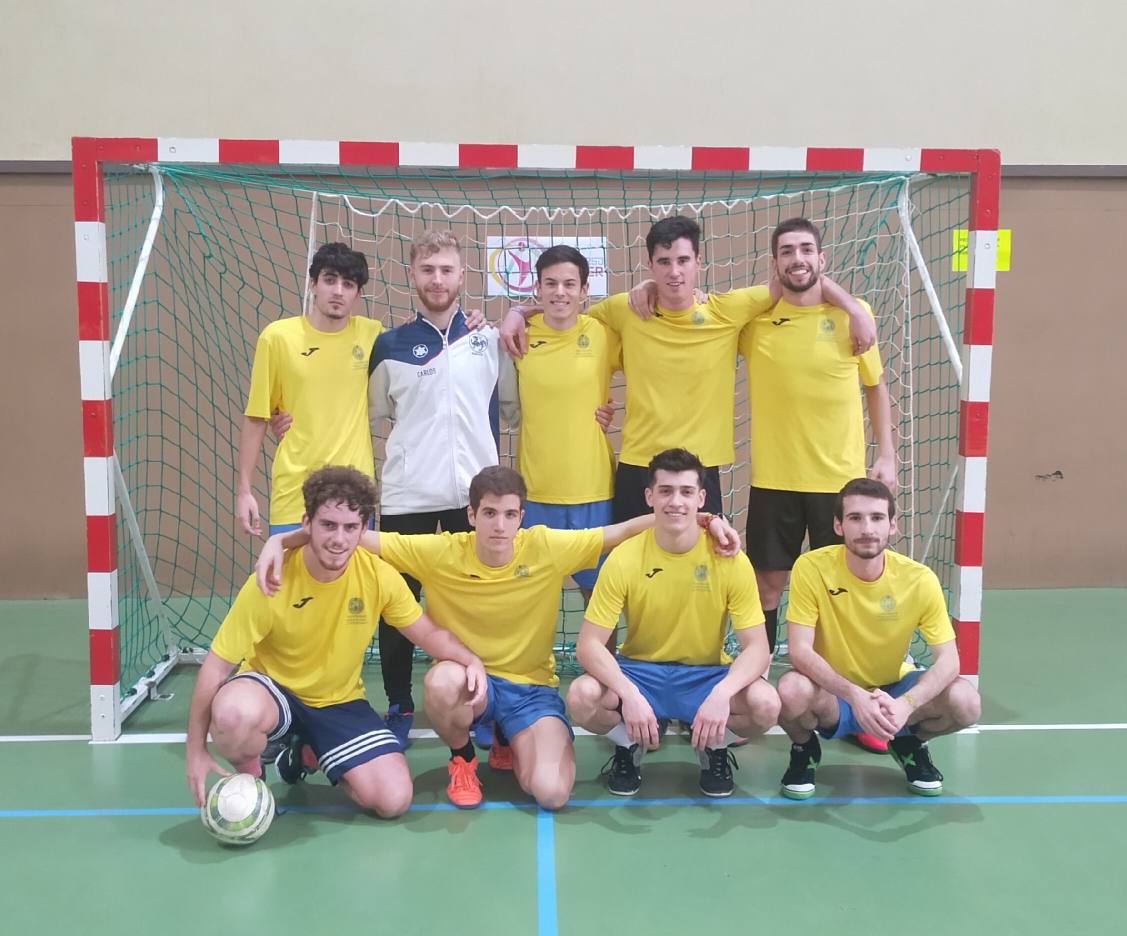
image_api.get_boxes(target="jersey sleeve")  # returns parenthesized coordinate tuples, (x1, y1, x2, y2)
(785, 554, 822, 628)
(542, 527, 604, 576)
(376, 560, 424, 630)
(856, 301, 884, 386)
(368, 352, 393, 426)
(726, 553, 766, 630)
(710, 285, 774, 326)
(583, 547, 627, 630)
(375, 531, 442, 581)
(244, 330, 276, 419)
(210, 575, 272, 663)
(916, 569, 957, 646)
(587, 295, 624, 336)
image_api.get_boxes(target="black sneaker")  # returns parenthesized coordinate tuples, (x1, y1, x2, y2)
(889, 736, 943, 796)
(698, 746, 738, 797)
(601, 744, 643, 796)
(781, 735, 821, 800)
(275, 732, 310, 785)
(259, 738, 285, 778)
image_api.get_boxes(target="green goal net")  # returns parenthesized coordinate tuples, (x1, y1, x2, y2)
(101, 160, 968, 709)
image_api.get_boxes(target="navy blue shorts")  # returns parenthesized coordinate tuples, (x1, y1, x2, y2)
(819, 670, 923, 740)
(522, 500, 612, 590)
(617, 658, 731, 725)
(232, 672, 401, 783)
(471, 675, 572, 741)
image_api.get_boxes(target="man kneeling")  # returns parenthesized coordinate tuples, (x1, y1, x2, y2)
(777, 478, 981, 799)
(185, 467, 485, 817)
(568, 448, 780, 797)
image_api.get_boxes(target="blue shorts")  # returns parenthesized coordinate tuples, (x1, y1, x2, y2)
(232, 672, 401, 783)
(269, 522, 303, 536)
(522, 499, 613, 590)
(617, 658, 731, 725)
(820, 670, 923, 740)
(471, 675, 572, 741)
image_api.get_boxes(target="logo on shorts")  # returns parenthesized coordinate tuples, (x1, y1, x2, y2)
(644, 567, 664, 579)
(469, 333, 489, 355)
(691, 310, 706, 326)
(514, 565, 530, 578)
(292, 596, 314, 609)
(412, 343, 428, 359)
(352, 345, 365, 361)
(577, 334, 590, 350)
(880, 595, 897, 612)
(300, 347, 320, 357)
(828, 587, 848, 596)
(694, 565, 708, 582)
(348, 597, 364, 614)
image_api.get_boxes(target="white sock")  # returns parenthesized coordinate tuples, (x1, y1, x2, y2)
(606, 721, 633, 749)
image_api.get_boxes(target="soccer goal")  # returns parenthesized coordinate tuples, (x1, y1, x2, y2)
(74, 138, 999, 740)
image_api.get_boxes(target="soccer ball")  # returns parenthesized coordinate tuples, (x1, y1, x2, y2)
(201, 773, 275, 846)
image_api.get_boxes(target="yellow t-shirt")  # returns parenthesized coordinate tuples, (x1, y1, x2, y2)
(585, 528, 764, 665)
(786, 544, 954, 688)
(245, 315, 383, 524)
(739, 299, 882, 492)
(501, 314, 618, 503)
(590, 287, 773, 466)
(211, 547, 421, 707)
(377, 526, 604, 687)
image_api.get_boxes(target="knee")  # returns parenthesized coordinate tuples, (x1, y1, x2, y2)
(777, 672, 815, 714)
(744, 682, 781, 729)
(349, 773, 413, 819)
(210, 697, 253, 737)
(424, 661, 468, 705)
(947, 679, 982, 729)
(528, 772, 573, 812)
(565, 676, 605, 720)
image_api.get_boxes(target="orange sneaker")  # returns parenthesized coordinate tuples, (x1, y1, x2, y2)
(852, 732, 889, 754)
(488, 742, 514, 772)
(446, 756, 483, 808)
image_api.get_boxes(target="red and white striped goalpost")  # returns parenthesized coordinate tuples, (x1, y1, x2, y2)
(73, 138, 998, 740)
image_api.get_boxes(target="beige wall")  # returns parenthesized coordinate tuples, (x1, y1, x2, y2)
(1, 1, 1126, 165)
(0, 172, 1124, 596)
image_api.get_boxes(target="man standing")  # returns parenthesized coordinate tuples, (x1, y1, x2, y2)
(367, 230, 501, 744)
(776, 478, 980, 799)
(567, 449, 779, 797)
(236, 243, 379, 535)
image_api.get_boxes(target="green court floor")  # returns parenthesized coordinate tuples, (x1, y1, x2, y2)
(2, 589, 1125, 936)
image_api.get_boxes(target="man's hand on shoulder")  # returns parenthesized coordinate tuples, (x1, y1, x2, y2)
(500, 307, 530, 357)
(463, 308, 487, 331)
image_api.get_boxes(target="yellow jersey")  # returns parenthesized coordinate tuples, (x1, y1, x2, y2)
(590, 287, 773, 466)
(739, 299, 882, 492)
(245, 315, 382, 524)
(585, 528, 764, 665)
(499, 314, 618, 503)
(377, 526, 604, 686)
(786, 544, 955, 688)
(211, 547, 420, 707)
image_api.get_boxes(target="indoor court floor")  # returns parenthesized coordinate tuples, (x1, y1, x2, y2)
(2, 588, 1124, 935)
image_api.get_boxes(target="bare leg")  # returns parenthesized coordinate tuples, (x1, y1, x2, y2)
(423, 661, 488, 748)
(339, 754, 413, 819)
(209, 679, 279, 777)
(510, 717, 575, 811)
(565, 674, 621, 735)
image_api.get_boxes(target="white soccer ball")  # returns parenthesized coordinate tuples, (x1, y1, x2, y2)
(201, 773, 275, 846)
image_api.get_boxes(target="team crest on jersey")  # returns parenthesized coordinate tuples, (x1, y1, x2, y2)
(469, 333, 488, 355)
(577, 334, 590, 350)
(694, 565, 709, 582)
(879, 595, 896, 613)
(514, 565, 530, 578)
(352, 345, 365, 361)
(348, 597, 364, 614)
(412, 343, 428, 359)
(820, 318, 835, 333)
(691, 310, 706, 326)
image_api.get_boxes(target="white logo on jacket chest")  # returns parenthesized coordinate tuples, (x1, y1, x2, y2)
(412, 343, 428, 359)
(469, 334, 488, 355)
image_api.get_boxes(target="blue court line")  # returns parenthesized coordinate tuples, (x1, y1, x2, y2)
(537, 810, 558, 936)
(3, 793, 1127, 819)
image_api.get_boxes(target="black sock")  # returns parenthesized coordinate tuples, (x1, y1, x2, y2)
(495, 724, 510, 747)
(793, 733, 820, 753)
(764, 608, 778, 653)
(450, 741, 475, 762)
(388, 694, 415, 712)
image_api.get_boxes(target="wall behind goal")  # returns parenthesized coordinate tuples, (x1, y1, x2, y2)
(1, 1, 1125, 166)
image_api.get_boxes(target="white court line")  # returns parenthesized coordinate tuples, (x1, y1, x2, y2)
(3, 723, 1127, 744)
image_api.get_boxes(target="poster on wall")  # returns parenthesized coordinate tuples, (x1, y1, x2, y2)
(485, 236, 608, 298)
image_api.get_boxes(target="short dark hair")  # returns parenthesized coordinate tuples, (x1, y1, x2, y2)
(646, 448, 707, 489)
(468, 465, 527, 511)
(302, 466, 377, 525)
(834, 477, 897, 521)
(309, 242, 370, 288)
(771, 217, 822, 257)
(645, 216, 701, 260)
(536, 245, 589, 286)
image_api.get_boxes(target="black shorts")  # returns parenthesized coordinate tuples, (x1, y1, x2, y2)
(612, 463, 723, 523)
(745, 487, 842, 571)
